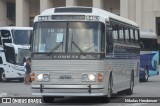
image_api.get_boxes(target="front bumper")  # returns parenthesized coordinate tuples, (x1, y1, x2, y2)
(32, 84, 105, 97)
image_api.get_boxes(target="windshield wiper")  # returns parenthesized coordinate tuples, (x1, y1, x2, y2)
(71, 41, 86, 56)
(71, 33, 86, 56)
(46, 42, 63, 56)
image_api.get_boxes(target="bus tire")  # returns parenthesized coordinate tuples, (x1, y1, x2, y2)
(101, 75, 112, 103)
(42, 96, 54, 103)
(1, 71, 8, 82)
(0, 70, 2, 82)
(125, 72, 134, 95)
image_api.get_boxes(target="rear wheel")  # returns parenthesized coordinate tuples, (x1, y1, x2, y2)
(43, 96, 54, 103)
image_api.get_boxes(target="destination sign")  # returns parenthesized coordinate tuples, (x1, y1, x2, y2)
(52, 15, 85, 20)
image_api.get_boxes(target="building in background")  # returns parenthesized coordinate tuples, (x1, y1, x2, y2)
(1, 0, 160, 44)
(120, 0, 160, 46)
(0, 0, 120, 27)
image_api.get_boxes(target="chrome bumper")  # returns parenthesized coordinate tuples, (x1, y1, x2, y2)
(32, 84, 105, 97)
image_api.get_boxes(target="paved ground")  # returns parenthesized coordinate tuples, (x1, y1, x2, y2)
(0, 75, 160, 106)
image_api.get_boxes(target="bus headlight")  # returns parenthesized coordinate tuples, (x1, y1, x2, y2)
(82, 73, 96, 82)
(37, 74, 43, 80)
(37, 74, 50, 82)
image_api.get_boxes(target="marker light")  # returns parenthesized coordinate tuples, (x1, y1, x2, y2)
(86, 16, 100, 21)
(38, 16, 51, 21)
(31, 73, 35, 81)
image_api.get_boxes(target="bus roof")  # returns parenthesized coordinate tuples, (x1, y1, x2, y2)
(0, 26, 33, 30)
(36, 6, 138, 27)
(140, 31, 157, 39)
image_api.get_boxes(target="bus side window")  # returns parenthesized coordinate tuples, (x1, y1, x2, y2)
(135, 30, 139, 43)
(1, 30, 12, 43)
(112, 24, 119, 41)
(140, 42, 144, 49)
(106, 29, 113, 54)
(130, 29, 135, 43)
(119, 26, 124, 42)
(106, 31, 113, 53)
(125, 28, 129, 42)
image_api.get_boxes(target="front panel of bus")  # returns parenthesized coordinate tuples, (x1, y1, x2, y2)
(31, 16, 110, 96)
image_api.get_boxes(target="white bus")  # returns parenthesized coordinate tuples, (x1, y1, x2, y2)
(31, 7, 140, 103)
(139, 31, 159, 81)
(0, 27, 32, 82)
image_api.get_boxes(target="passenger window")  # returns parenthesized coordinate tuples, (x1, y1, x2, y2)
(125, 28, 129, 41)
(106, 29, 113, 54)
(140, 42, 144, 49)
(130, 29, 135, 42)
(119, 26, 124, 41)
(112, 24, 119, 40)
(113, 30, 118, 40)
(135, 30, 139, 43)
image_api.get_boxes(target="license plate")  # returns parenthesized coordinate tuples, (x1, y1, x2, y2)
(59, 75, 72, 80)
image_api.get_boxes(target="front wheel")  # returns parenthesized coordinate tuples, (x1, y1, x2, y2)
(43, 96, 54, 103)
(125, 74, 134, 95)
(101, 76, 112, 103)
(1, 71, 8, 82)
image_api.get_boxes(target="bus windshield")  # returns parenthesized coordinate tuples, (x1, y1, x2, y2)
(33, 22, 104, 53)
(12, 30, 32, 45)
(68, 22, 102, 53)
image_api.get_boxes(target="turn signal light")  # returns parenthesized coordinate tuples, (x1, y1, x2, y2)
(98, 73, 103, 82)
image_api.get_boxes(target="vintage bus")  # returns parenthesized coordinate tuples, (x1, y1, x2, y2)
(31, 7, 140, 103)
(0, 27, 32, 82)
(139, 31, 159, 81)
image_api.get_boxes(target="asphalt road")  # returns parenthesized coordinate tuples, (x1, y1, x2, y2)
(0, 75, 160, 106)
